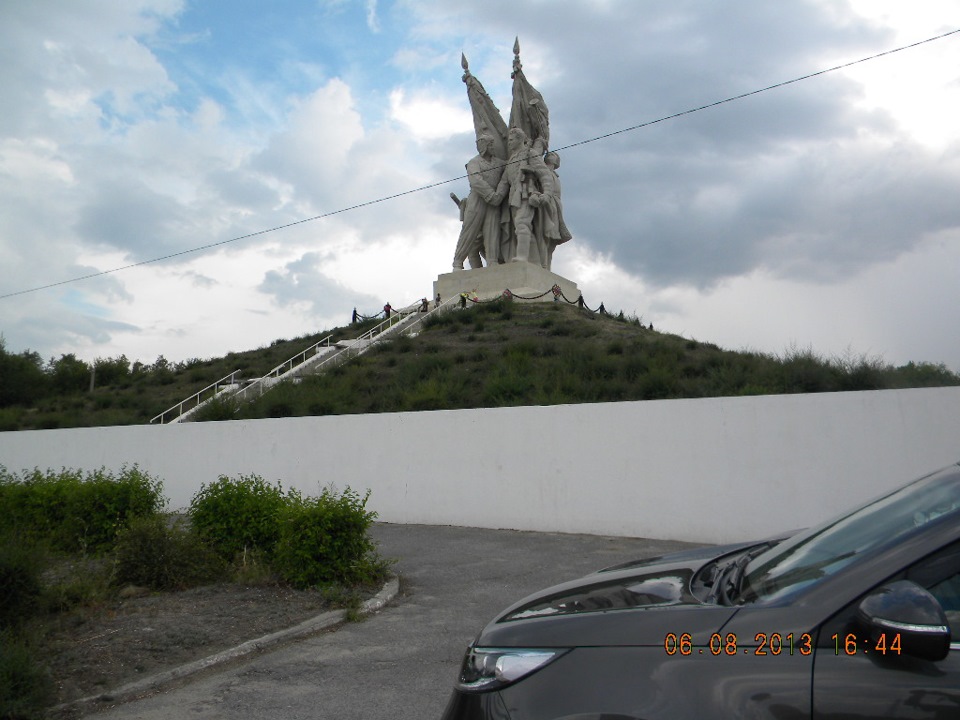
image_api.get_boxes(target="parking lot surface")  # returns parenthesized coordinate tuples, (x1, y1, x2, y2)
(89, 523, 696, 720)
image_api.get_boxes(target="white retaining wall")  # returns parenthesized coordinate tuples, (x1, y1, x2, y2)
(1, 387, 958, 544)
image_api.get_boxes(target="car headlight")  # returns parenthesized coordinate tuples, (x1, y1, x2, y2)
(456, 646, 569, 692)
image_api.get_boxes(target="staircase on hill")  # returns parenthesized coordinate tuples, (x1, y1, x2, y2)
(150, 297, 456, 424)
(149, 370, 244, 424)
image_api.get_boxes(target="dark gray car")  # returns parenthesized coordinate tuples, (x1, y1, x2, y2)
(441, 463, 960, 719)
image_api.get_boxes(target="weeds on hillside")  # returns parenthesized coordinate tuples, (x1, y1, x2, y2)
(4, 303, 959, 430)
(232, 302, 960, 419)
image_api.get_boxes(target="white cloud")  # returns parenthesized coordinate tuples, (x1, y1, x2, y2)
(365, 0, 381, 33)
(2, 0, 960, 378)
(389, 88, 472, 141)
(839, 0, 960, 150)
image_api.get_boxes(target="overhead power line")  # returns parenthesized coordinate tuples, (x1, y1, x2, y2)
(2, 26, 958, 302)
(553, 27, 960, 153)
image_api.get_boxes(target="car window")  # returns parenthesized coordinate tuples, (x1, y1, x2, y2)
(739, 467, 960, 605)
(816, 541, 960, 650)
(906, 542, 960, 639)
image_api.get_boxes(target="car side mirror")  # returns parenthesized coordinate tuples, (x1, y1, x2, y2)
(857, 580, 951, 662)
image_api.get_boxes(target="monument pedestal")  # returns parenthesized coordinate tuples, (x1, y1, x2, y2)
(434, 264, 579, 304)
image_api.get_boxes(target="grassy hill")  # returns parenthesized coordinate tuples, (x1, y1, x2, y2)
(2, 301, 958, 431)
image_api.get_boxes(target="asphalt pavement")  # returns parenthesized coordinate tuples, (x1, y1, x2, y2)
(86, 523, 697, 720)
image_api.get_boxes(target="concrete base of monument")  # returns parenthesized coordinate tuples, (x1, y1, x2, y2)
(434, 263, 579, 304)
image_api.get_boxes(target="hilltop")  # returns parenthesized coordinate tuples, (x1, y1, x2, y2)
(1, 301, 958, 431)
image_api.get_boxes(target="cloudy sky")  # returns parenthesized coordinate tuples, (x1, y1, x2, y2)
(2, 0, 959, 372)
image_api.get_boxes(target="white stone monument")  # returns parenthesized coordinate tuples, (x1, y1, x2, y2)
(435, 39, 579, 305)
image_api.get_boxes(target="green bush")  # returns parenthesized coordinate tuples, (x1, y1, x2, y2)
(407, 378, 451, 411)
(0, 535, 43, 629)
(273, 487, 386, 588)
(267, 400, 296, 418)
(484, 368, 534, 405)
(189, 474, 294, 559)
(230, 547, 279, 586)
(0, 631, 52, 720)
(399, 355, 451, 384)
(112, 515, 224, 591)
(193, 395, 239, 422)
(0, 466, 165, 553)
(0, 408, 21, 431)
(894, 361, 959, 387)
(41, 558, 113, 615)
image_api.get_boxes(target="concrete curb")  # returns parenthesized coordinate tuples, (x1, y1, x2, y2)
(58, 575, 401, 714)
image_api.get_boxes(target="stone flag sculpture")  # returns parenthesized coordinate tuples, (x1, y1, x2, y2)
(452, 38, 572, 271)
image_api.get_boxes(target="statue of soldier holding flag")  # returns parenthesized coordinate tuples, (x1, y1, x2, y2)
(451, 39, 571, 272)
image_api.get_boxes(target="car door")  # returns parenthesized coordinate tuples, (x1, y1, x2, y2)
(812, 541, 960, 719)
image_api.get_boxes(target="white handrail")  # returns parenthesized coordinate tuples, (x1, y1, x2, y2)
(154, 298, 452, 421)
(282, 301, 428, 381)
(237, 334, 335, 400)
(150, 369, 241, 424)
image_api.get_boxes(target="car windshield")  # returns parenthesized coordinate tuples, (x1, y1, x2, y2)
(737, 465, 960, 605)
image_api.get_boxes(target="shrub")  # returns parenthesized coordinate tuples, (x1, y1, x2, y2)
(273, 487, 386, 588)
(0, 408, 21, 431)
(639, 368, 676, 400)
(93, 355, 131, 387)
(193, 395, 239, 422)
(112, 515, 224, 591)
(189, 475, 293, 560)
(0, 466, 165, 553)
(407, 378, 451, 411)
(49, 353, 91, 394)
(777, 347, 838, 394)
(267, 400, 296, 418)
(507, 339, 537, 358)
(0, 631, 52, 720)
(41, 558, 113, 615)
(0, 343, 49, 407)
(0, 535, 43, 629)
(400, 355, 451, 384)
(484, 369, 534, 405)
(230, 547, 278, 586)
(893, 361, 960, 387)
(621, 356, 648, 382)
(835, 352, 887, 391)
(422, 313, 446, 329)
(61, 467, 165, 552)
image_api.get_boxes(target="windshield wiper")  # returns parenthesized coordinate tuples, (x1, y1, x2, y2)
(706, 558, 738, 605)
(726, 554, 751, 604)
(707, 543, 774, 606)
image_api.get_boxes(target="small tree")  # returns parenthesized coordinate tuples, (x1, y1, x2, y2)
(49, 353, 91, 394)
(0, 339, 48, 407)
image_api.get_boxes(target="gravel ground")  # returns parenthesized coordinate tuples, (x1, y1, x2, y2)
(37, 583, 339, 709)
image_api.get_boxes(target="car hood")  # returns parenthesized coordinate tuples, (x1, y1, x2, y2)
(475, 542, 761, 649)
